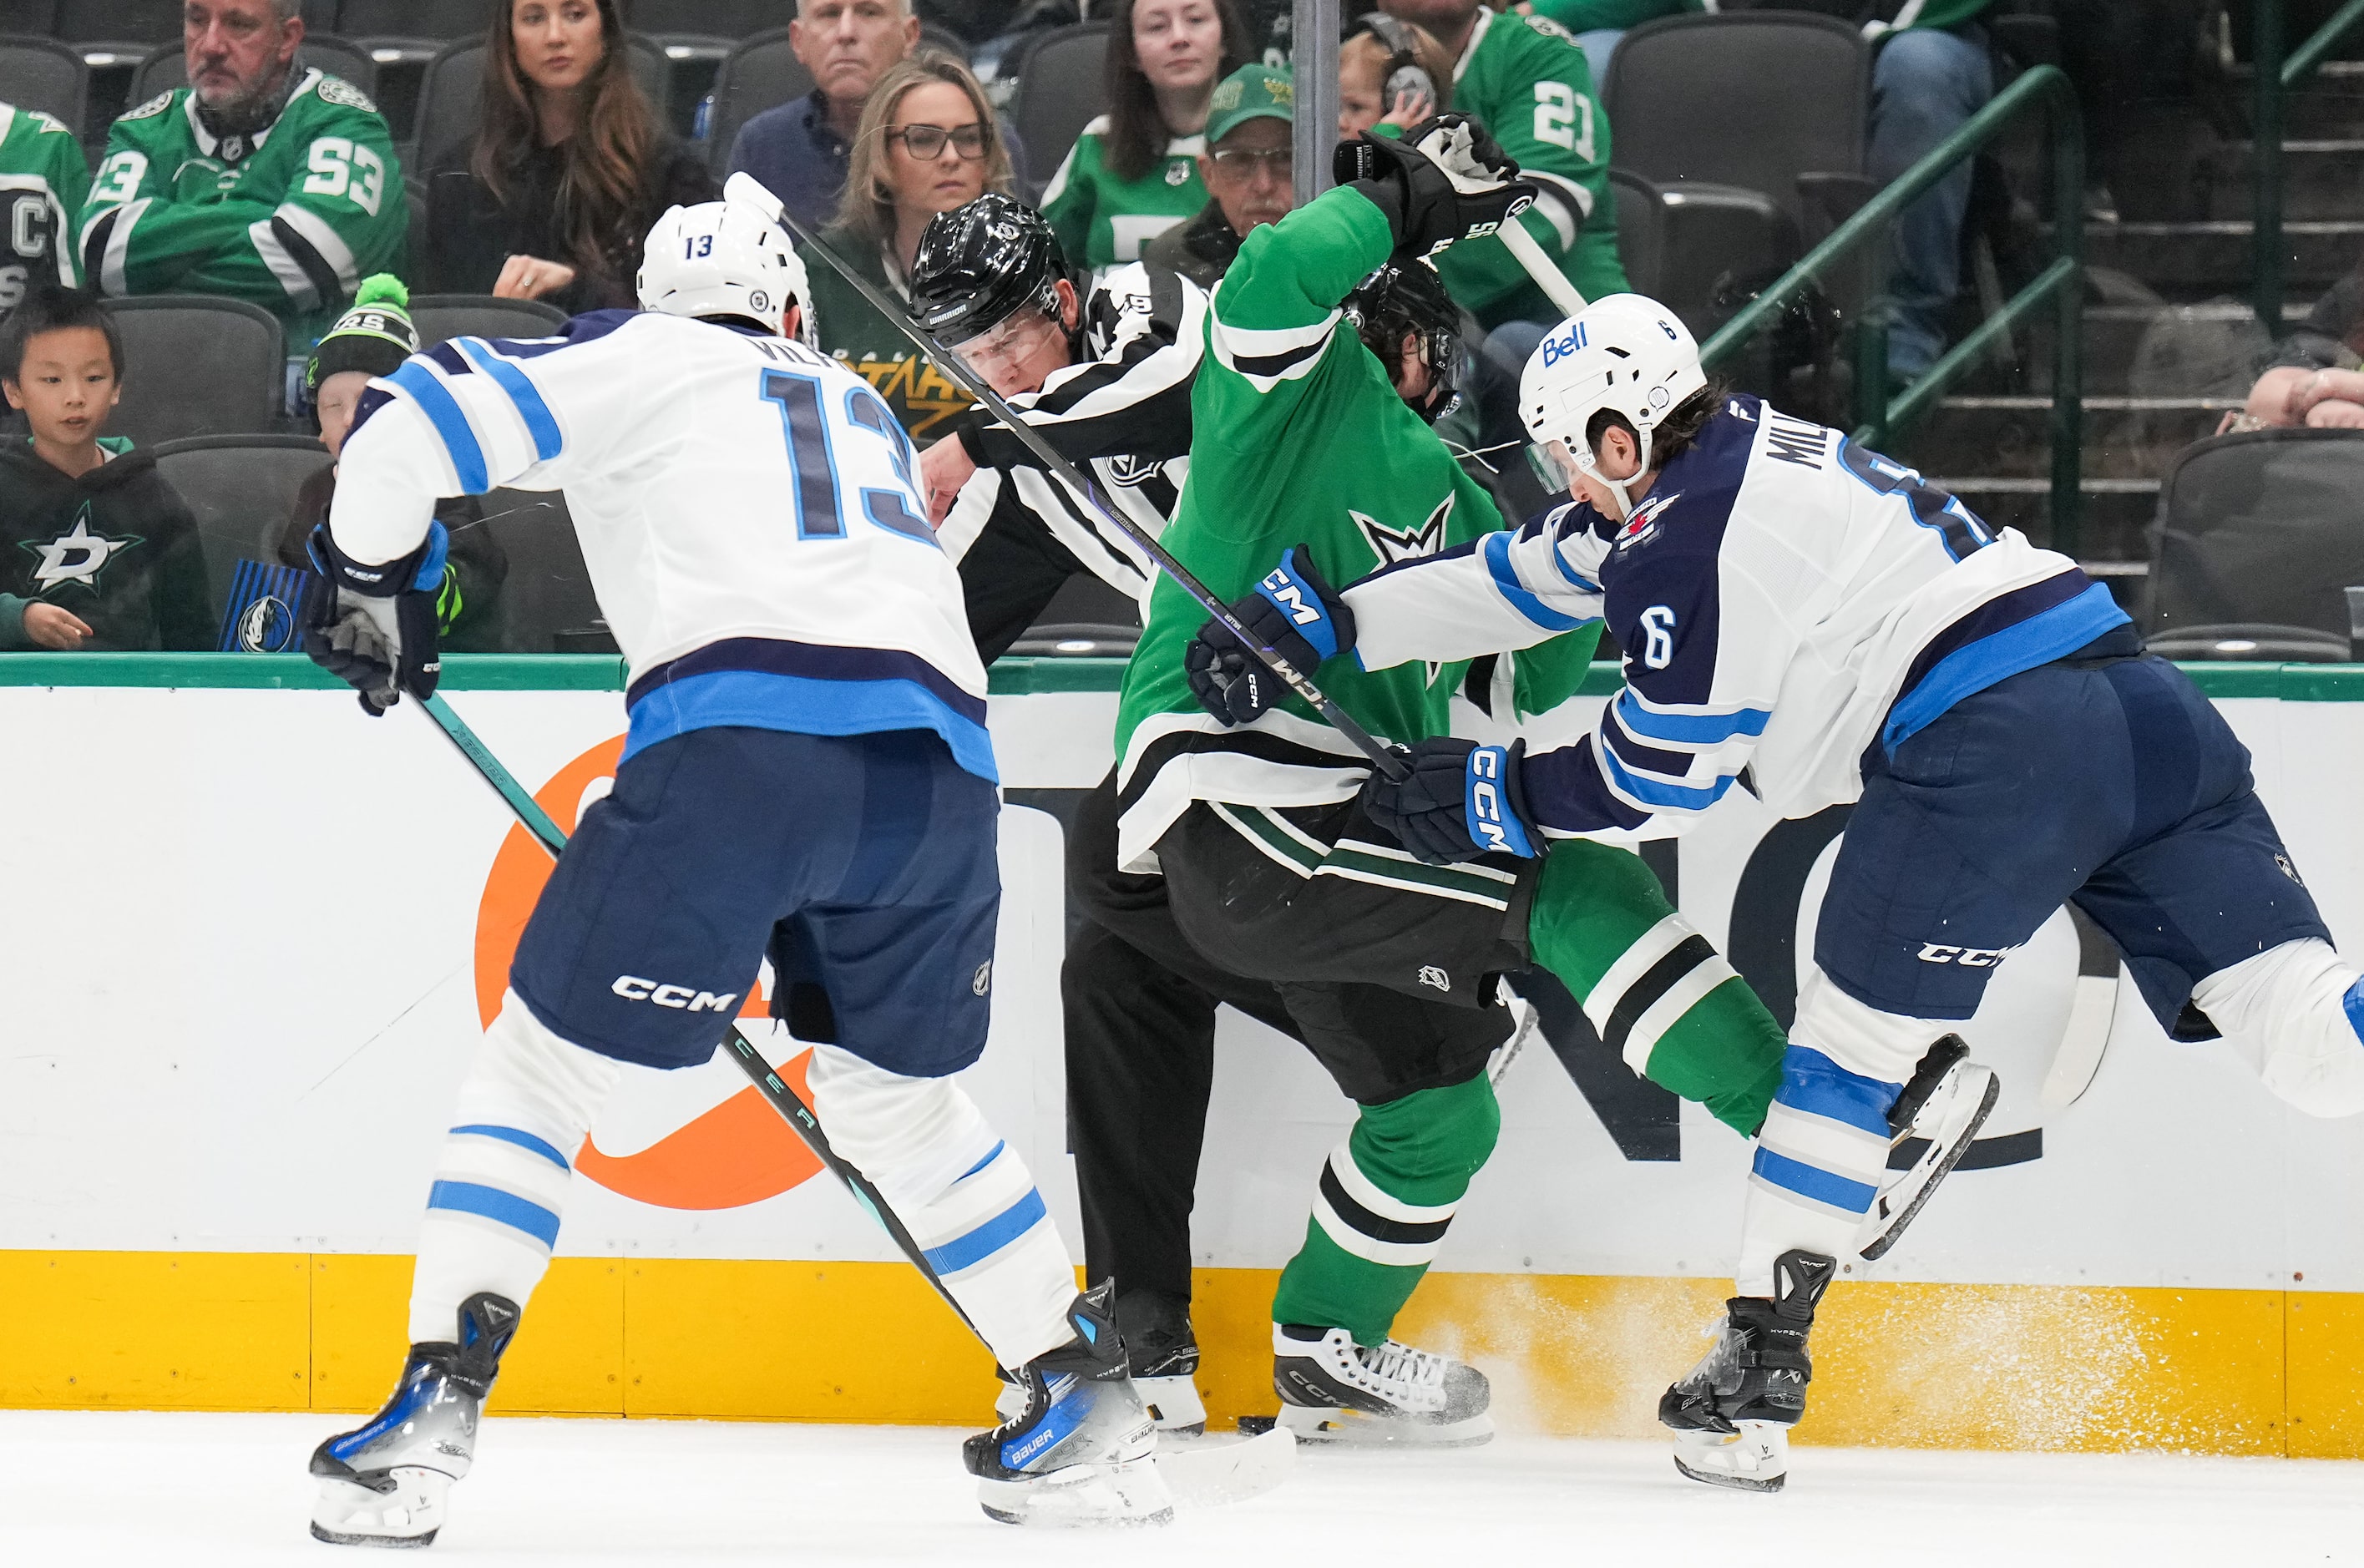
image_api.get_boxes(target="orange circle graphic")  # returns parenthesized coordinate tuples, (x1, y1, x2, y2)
(472, 736, 825, 1211)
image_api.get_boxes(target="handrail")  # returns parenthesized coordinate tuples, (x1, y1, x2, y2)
(1700, 64, 2084, 554)
(2255, 0, 2364, 328)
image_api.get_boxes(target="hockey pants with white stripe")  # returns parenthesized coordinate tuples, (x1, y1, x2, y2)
(409, 992, 1079, 1372)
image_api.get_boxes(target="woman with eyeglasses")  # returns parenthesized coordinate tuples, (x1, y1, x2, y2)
(799, 53, 1017, 447)
(1040, 0, 1252, 276)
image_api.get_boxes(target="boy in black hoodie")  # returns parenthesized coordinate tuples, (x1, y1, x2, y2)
(0, 286, 209, 650)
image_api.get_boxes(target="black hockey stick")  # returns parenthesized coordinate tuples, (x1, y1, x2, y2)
(775, 210, 1408, 783)
(414, 692, 985, 1343)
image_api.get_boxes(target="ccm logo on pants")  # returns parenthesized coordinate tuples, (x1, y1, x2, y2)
(1916, 943, 2016, 968)
(611, 975, 739, 1012)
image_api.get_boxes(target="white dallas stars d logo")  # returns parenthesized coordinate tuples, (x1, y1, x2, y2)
(24, 508, 138, 591)
(1351, 493, 1454, 567)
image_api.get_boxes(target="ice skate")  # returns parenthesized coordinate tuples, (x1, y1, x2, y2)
(1857, 1034, 2000, 1262)
(309, 1292, 521, 1547)
(1271, 1323, 1492, 1446)
(964, 1282, 1173, 1527)
(993, 1287, 1206, 1435)
(1660, 1250, 1834, 1493)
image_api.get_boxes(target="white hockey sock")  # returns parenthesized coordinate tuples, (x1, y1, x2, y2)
(2191, 938, 2364, 1118)
(407, 992, 620, 1344)
(805, 1043, 1076, 1371)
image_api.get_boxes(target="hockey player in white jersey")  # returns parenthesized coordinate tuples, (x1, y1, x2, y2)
(300, 175, 1172, 1543)
(1214, 291, 2364, 1490)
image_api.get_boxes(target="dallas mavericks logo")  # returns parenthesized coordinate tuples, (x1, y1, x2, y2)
(218, 559, 314, 653)
(235, 594, 298, 652)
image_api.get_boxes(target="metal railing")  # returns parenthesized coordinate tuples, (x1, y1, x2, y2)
(2254, 0, 2364, 328)
(1698, 64, 2085, 554)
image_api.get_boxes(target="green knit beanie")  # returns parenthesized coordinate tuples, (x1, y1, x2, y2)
(306, 275, 418, 400)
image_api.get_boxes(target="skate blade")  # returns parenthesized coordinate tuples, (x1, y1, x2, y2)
(1275, 1401, 1494, 1448)
(978, 1459, 1176, 1528)
(1669, 1424, 1787, 1494)
(1153, 1425, 1294, 1506)
(1135, 1372, 1207, 1436)
(309, 1467, 448, 1547)
(1858, 1065, 2000, 1262)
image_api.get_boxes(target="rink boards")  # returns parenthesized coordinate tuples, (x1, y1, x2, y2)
(5, 653, 2364, 1457)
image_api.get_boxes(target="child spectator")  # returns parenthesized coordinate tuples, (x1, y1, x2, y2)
(0, 102, 91, 312)
(278, 276, 509, 651)
(0, 286, 209, 652)
(1336, 16, 1452, 139)
(77, 0, 407, 352)
(802, 53, 1017, 445)
(423, 0, 716, 313)
(1040, 0, 1253, 274)
(1143, 61, 1298, 289)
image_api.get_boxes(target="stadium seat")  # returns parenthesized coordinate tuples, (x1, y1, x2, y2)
(412, 33, 670, 177)
(1604, 13, 1868, 326)
(1608, 168, 1665, 301)
(130, 34, 378, 108)
(104, 296, 283, 448)
(53, 0, 181, 59)
(409, 294, 569, 347)
(631, 0, 793, 53)
(147, 433, 332, 640)
(2141, 427, 2364, 663)
(477, 490, 614, 654)
(328, 0, 488, 44)
(706, 28, 811, 179)
(0, 37, 88, 133)
(1007, 22, 1108, 203)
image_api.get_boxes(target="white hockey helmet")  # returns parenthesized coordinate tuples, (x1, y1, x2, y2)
(639, 171, 814, 344)
(1520, 293, 1705, 519)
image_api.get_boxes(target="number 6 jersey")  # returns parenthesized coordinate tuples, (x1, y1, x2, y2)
(1340, 394, 2132, 836)
(328, 310, 994, 781)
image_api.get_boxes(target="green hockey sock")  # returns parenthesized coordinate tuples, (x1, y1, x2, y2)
(1526, 838, 1786, 1137)
(1268, 1075, 1501, 1345)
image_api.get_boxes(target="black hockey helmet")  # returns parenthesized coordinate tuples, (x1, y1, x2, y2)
(1344, 259, 1462, 423)
(909, 193, 1078, 350)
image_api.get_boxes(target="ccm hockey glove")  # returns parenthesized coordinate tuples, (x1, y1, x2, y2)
(1335, 114, 1536, 260)
(1364, 738, 1540, 865)
(1185, 545, 1358, 726)
(304, 519, 448, 716)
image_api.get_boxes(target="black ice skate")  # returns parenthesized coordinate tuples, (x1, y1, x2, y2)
(1659, 1250, 1835, 1493)
(964, 1282, 1172, 1527)
(308, 1292, 521, 1547)
(1856, 1034, 2000, 1262)
(1271, 1323, 1492, 1446)
(993, 1287, 1207, 1436)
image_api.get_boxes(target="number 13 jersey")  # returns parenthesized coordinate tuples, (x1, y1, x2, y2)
(328, 309, 994, 781)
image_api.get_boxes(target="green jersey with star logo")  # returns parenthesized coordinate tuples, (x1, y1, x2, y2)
(0, 101, 92, 308)
(1040, 118, 1210, 274)
(77, 68, 407, 346)
(1111, 186, 1601, 862)
(0, 439, 210, 651)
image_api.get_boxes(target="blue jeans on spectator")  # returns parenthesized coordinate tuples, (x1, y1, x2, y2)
(1870, 26, 1993, 381)
(1471, 316, 1555, 517)
(1577, 28, 1622, 87)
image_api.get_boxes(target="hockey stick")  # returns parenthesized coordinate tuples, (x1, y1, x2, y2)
(775, 209, 1408, 783)
(413, 692, 984, 1340)
(418, 691, 1295, 1500)
(1496, 220, 1587, 319)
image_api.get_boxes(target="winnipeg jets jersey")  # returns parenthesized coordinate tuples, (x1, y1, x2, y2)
(1343, 395, 2131, 834)
(329, 310, 993, 781)
(935, 261, 1207, 612)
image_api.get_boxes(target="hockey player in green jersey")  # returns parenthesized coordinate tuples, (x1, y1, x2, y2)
(0, 102, 90, 309)
(1105, 116, 1784, 1446)
(78, 0, 405, 348)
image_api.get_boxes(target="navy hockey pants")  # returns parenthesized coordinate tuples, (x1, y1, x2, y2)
(1817, 647, 2330, 1035)
(510, 726, 1000, 1074)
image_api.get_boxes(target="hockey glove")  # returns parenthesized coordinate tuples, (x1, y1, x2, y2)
(1363, 738, 1540, 865)
(303, 519, 448, 716)
(1184, 546, 1358, 726)
(1335, 114, 1536, 260)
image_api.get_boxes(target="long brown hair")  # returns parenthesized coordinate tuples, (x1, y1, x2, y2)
(1104, 0, 1251, 183)
(472, 0, 660, 284)
(836, 53, 1016, 254)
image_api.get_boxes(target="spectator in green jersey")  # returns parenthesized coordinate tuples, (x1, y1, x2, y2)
(0, 103, 90, 314)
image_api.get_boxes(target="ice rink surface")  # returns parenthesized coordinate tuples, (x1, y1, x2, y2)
(8, 1411, 2363, 1565)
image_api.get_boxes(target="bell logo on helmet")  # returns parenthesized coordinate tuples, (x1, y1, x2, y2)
(1540, 322, 1590, 367)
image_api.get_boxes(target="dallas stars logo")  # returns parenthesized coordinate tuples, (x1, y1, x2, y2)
(23, 505, 139, 593)
(1352, 493, 1454, 567)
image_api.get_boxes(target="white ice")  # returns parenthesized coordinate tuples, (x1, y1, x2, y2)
(8, 1411, 2360, 1565)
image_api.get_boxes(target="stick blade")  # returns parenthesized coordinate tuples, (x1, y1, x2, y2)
(1153, 1427, 1295, 1508)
